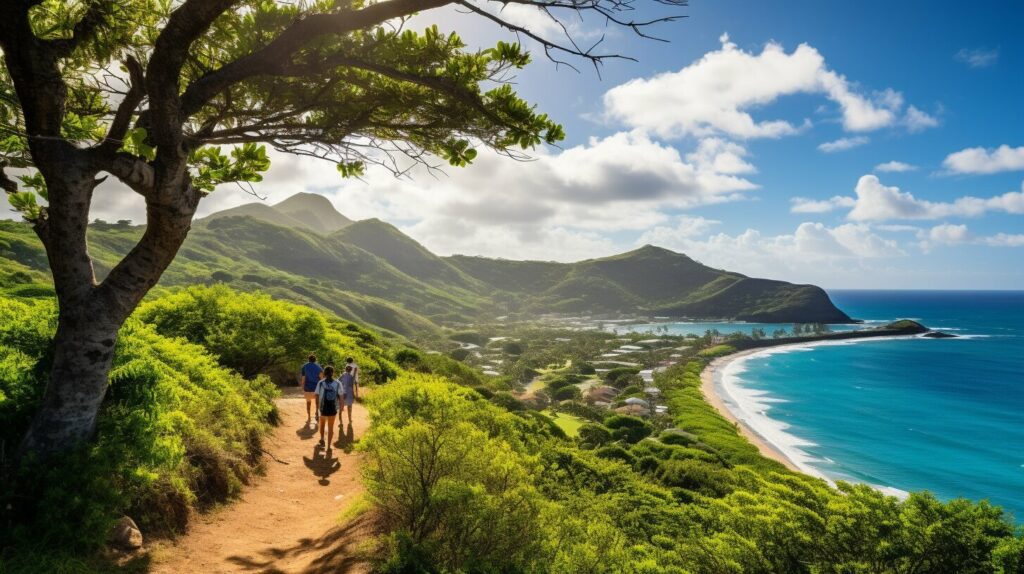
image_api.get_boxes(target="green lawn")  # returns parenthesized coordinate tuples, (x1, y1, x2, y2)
(544, 410, 585, 437)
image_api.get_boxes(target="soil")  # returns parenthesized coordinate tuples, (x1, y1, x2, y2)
(149, 387, 374, 574)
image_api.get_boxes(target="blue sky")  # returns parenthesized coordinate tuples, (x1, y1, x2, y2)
(10, 0, 1021, 289)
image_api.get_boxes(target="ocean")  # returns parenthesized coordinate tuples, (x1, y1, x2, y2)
(634, 290, 1024, 521)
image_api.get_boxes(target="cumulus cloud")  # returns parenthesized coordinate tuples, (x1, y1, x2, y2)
(847, 175, 1024, 221)
(636, 220, 905, 285)
(186, 132, 759, 261)
(903, 106, 940, 132)
(955, 47, 999, 68)
(790, 195, 856, 213)
(634, 215, 721, 245)
(602, 34, 910, 139)
(918, 223, 970, 248)
(943, 145, 1024, 174)
(917, 224, 1024, 250)
(984, 233, 1024, 247)
(874, 160, 917, 173)
(818, 136, 869, 153)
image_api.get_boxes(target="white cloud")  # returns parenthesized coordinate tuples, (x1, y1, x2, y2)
(919, 223, 970, 246)
(186, 132, 757, 261)
(634, 215, 721, 245)
(818, 136, 869, 153)
(847, 175, 1024, 221)
(917, 224, 1024, 250)
(638, 221, 904, 285)
(984, 233, 1024, 247)
(903, 106, 939, 132)
(685, 138, 756, 174)
(943, 145, 1024, 174)
(790, 195, 856, 213)
(602, 34, 909, 139)
(955, 47, 999, 68)
(874, 160, 917, 173)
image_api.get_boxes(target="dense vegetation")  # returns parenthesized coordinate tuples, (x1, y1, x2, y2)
(364, 356, 1024, 573)
(3, 284, 1021, 572)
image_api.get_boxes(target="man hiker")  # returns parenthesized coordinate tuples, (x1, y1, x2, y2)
(345, 356, 359, 385)
(340, 364, 358, 427)
(315, 366, 341, 448)
(300, 354, 323, 425)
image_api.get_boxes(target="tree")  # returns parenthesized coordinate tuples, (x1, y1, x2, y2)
(0, 0, 680, 457)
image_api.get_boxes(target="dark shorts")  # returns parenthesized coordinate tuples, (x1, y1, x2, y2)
(320, 401, 339, 417)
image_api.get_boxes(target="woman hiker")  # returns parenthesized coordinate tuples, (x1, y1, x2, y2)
(315, 365, 342, 448)
(300, 354, 323, 425)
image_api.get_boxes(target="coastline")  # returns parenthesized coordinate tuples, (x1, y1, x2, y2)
(699, 332, 927, 481)
(700, 349, 803, 473)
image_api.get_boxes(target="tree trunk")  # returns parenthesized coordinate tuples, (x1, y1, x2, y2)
(17, 303, 120, 457)
(18, 167, 200, 459)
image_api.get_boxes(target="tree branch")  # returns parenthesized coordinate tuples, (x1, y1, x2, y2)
(0, 161, 19, 193)
(97, 55, 146, 154)
(96, 153, 156, 198)
(179, 0, 455, 118)
(145, 0, 237, 153)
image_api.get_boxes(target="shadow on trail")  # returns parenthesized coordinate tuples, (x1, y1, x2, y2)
(224, 514, 373, 573)
(295, 422, 317, 440)
(302, 446, 341, 486)
(334, 423, 358, 454)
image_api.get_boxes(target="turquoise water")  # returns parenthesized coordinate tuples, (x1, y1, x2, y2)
(723, 290, 1024, 522)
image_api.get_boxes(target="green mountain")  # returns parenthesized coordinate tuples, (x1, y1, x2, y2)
(198, 192, 353, 234)
(448, 245, 851, 323)
(0, 194, 852, 339)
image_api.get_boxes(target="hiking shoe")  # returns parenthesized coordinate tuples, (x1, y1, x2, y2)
(318, 439, 325, 447)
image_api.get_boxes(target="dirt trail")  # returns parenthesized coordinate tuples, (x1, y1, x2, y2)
(150, 387, 374, 574)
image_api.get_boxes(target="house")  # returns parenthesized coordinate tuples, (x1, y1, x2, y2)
(588, 386, 620, 403)
(615, 404, 651, 417)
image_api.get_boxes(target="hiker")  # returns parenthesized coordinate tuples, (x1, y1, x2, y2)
(340, 364, 359, 426)
(300, 354, 323, 425)
(345, 356, 360, 384)
(316, 365, 342, 448)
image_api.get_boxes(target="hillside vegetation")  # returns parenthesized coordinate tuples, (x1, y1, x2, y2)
(1, 286, 1020, 573)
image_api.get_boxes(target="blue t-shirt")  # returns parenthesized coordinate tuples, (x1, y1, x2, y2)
(340, 372, 356, 397)
(301, 362, 323, 392)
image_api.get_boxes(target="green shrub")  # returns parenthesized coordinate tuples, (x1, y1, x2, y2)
(552, 385, 581, 401)
(578, 423, 612, 448)
(604, 415, 652, 444)
(137, 284, 396, 384)
(364, 374, 549, 572)
(594, 445, 636, 465)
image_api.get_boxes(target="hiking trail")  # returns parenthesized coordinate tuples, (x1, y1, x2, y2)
(150, 387, 373, 574)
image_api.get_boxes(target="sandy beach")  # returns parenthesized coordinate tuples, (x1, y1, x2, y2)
(700, 348, 803, 472)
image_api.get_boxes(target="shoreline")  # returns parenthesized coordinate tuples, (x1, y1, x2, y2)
(699, 333, 926, 480)
(700, 349, 803, 473)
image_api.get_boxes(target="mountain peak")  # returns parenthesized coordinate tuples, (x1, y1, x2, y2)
(201, 192, 353, 235)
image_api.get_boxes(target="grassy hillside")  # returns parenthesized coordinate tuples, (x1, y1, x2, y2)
(333, 218, 486, 293)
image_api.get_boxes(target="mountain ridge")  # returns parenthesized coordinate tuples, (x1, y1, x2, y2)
(0, 193, 853, 339)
